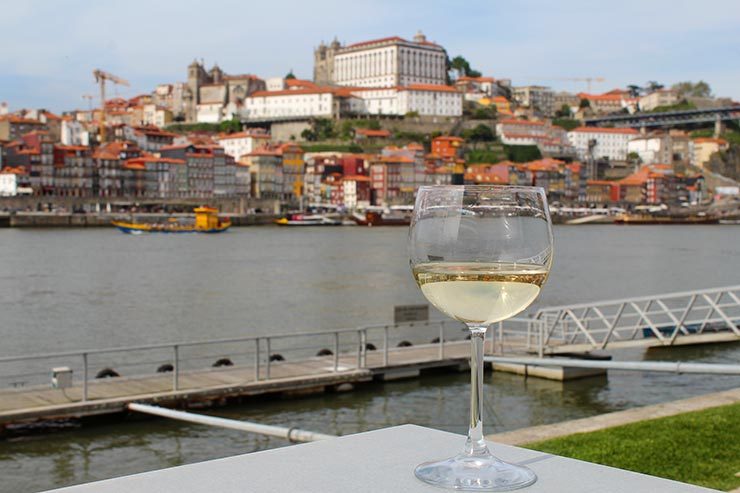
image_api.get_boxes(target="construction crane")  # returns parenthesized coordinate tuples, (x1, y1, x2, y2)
(93, 69, 129, 143)
(82, 94, 94, 111)
(525, 76, 605, 93)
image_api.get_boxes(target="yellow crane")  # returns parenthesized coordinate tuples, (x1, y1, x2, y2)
(93, 69, 129, 143)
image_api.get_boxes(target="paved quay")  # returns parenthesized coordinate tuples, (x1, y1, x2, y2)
(487, 386, 740, 445)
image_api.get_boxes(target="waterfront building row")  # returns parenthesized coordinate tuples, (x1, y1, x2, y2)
(0, 136, 249, 199)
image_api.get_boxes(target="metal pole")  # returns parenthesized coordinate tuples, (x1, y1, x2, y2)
(173, 345, 179, 391)
(82, 353, 88, 402)
(333, 333, 339, 372)
(537, 320, 544, 358)
(266, 337, 271, 380)
(361, 330, 367, 368)
(356, 331, 362, 369)
(484, 356, 740, 375)
(383, 326, 389, 366)
(498, 321, 504, 354)
(438, 322, 444, 360)
(254, 338, 260, 381)
(127, 403, 335, 442)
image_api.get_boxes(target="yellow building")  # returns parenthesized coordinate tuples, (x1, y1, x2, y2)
(691, 137, 729, 169)
(279, 143, 305, 200)
(479, 96, 512, 116)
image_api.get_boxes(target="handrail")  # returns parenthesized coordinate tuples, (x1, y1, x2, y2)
(0, 319, 457, 364)
(128, 403, 335, 442)
(484, 357, 740, 375)
(533, 285, 740, 315)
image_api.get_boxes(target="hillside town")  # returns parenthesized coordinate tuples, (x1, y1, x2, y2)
(1, 31, 738, 213)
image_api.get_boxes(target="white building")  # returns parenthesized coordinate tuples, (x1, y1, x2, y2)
(60, 118, 90, 146)
(0, 172, 17, 196)
(242, 84, 461, 121)
(242, 89, 337, 120)
(142, 104, 172, 128)
(317, 32, 447, 88)
(265, 78, 287, 91)
(217, 132, 272, 160)
(568, 127, 639, 161)
(627, 136, 666, 164)
(512, 86, 555, 116)
(639, 89, 679, 111)
(196, 102, 225, 123)
(396, 85, 462, 116)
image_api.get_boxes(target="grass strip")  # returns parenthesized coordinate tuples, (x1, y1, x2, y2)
(525, 403, 740, 491)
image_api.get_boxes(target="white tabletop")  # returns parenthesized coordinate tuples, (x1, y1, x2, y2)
(46, 424, 717, 493)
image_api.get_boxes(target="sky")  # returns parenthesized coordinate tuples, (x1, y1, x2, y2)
(1, 0, 739, 112)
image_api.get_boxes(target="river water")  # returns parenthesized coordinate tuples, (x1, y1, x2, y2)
(0, 225, 739, 492)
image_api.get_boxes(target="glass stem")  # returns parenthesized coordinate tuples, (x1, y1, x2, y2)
(465, 325, 491, 457)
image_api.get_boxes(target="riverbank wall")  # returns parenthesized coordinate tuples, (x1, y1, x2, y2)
(0, 212, 280, 228)
(487, 386, 740, 445)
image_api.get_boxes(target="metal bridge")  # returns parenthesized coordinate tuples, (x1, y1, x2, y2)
(584, 106, 740, 129)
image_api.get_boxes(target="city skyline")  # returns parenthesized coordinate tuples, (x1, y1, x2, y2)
(1, 0, 739, 112)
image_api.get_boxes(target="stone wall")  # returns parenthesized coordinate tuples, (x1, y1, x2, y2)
(270, 121, 313, 142)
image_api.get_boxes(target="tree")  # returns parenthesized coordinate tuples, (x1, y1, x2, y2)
(505, 144, 542, 163)
(312, 118, 337, 140)
(218, 117, 241, 133)
(552, 118, 580, 131)
(579, 98, 591, 109)
(449, 55, 481, 79)
(645, 81, 664, 93)
(285, 70, 296, 80)
(627, 85, 642, 98)
(301, 128, 316, 141)
(671, 81, 712, 98)
(555, 104, 572, 118)
(463, 124, 494, 145)
(471, 106, 497, 120)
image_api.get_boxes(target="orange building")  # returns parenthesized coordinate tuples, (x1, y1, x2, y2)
(431, 136, 464, 159)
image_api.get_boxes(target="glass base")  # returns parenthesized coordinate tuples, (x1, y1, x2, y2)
(414, 453, 536, 491)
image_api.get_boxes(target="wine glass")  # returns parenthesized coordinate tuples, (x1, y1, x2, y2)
(408, 185, 553, 491)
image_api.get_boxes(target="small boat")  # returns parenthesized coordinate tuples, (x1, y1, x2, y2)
(274, 214, 343, 226)
(112, 206, 231, 234)
(352, 206, 413, 226)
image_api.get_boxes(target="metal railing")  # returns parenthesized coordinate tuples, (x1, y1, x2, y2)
(2, 286, 738, 404)
(485, 357, 740, 375)
(531, 285, 740, 356)
(0, 318, 508, 402)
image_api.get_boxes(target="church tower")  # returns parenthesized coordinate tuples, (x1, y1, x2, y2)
(313, 38, 341, 85)
(187, 59, 208, 122)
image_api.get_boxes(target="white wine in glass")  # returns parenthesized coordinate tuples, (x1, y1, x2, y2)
(408, 185, 553, 491)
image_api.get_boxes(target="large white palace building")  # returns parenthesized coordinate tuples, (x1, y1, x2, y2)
(314, 32, 447, 88)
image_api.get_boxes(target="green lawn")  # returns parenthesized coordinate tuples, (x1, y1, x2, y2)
(525, 403, 740, 491)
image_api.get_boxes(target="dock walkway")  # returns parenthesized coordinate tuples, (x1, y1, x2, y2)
(0, 341, 473, 427)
